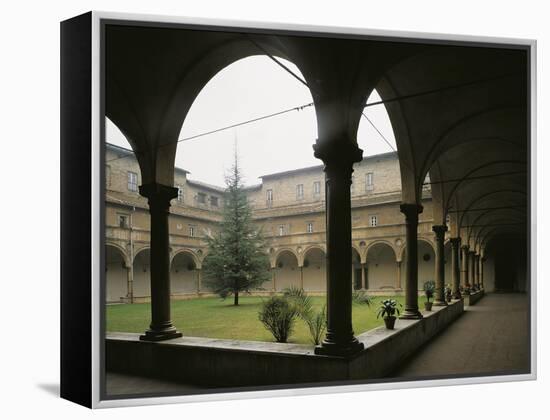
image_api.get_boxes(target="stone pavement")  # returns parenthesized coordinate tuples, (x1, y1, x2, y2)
(390, 293, 530, 378)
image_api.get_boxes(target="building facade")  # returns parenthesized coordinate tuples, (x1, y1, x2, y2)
(105, 143, 443, 303)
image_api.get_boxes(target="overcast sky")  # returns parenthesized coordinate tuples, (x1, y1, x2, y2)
(106, 56, 397, 187)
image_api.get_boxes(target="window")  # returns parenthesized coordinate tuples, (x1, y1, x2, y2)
(369, 215, 378, 227)
(210, 196, 219, 207)
(306, 222, 313, 233)
(266, 189, 273, 207)
(278, 225, 285, 236)
(189, 225, 195, 237)
(177, 186, 184, 203)
(197, 192, 206, 204)
(313, 181, 321, 197)
(118, 214, 129, 228)
(127, 171, 138, 192)
(366, 172, 374, 191)
(296, 184, 304, 200)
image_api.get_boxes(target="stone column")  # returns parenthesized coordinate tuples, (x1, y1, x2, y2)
(450, 238, 461, 299)
(479, 258, 485, 289)
(300, 266, 304, 289)
(432, 225, 448, 306)
(474, 254, 480, 288)
(361, 263, 367, 290)
(396, 261, 402, 290)
(197, 268, 202, 295)
(461, 245, 470, 295)
(468, 250, 476, 291)
(400, 203, 424, 319)
(126, 264, 134, 304)
(271, 267, 276, 292)
(313, 139, 364, 357)
(139, 183, 182, 341)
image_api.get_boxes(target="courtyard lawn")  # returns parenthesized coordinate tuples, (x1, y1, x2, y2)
(106, 295, 427, 345)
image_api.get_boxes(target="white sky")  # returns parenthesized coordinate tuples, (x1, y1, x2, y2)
(106, 56, 396, 187)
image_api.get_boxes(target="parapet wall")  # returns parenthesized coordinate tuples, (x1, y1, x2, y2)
(106, 299, 464, 389)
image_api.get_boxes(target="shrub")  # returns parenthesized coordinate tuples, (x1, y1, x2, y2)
(258, 296, 298, 343)
(282, 286, 326, 345)
(352, 290, 374, 307)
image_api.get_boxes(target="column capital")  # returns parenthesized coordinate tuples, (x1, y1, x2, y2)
(432, 224, 448, 236)
(400, 203, 424, 221)
(313, 138, 363, 169)
(449, 237, 461, 246)
(139, 183, 178, 208)
(461, 244, 470, 251)
(468, 249, 476, 256)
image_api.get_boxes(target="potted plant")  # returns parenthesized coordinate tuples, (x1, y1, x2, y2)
(423, 280, 435, 311)
(376, 299, 401, 329)
(445, 284, 452, 302)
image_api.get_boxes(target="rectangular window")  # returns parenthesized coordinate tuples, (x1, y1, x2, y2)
(118, 214, 129, 228)
(313, 181, 321, 197)
(189, 225, 195, 237)
(210, 196, 219, 207)
(306, 222, 313, 233)
(296, 184, 304, 200)
(197, 192, 206, 204)
(366, 172, 374, 191)
(127, 171, 138, 192)
(369, 215, 378, 227)
(278, 225, 285, 236)
(177, 186, 184, 203)
(266, 189, 273, 207)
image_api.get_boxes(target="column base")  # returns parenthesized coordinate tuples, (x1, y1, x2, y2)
(400, 309, 423, 320)
(314, 338, 364, 357)
(433, 300, 448, 307)
(452, 291, 462, 300)
(140, 328, 182, 342)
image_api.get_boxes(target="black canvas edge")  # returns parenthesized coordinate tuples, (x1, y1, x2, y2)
(60, 11, 93, 408)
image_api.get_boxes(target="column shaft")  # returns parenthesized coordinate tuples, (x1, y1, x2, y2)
(197, 269, 202, 294)
(461, 245, 470, 295)
(400, 203, 423, 319)
(468, 251, 476, 290)
(139, 183, 182, 341)
(126, 264, 134, 304)
(396, 261, 402, 290)
(433, 225, 448, 306)
(361, 263, 367, 290)
(313, 139, 364, 357)
(450, 238, 461, 299)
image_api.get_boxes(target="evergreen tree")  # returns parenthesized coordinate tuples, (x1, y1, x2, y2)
(202, 153, 270, 305)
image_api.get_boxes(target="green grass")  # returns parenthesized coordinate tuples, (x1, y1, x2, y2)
(106, 295, 427, 345)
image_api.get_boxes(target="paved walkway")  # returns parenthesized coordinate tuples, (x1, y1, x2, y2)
(391, 293, 530, 379)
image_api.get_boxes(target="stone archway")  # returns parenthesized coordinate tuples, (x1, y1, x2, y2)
(170, 251, 199, 296)
(274, 250, 300, 291)
(105, 244, 128, 303)
(302, 247, 326, 292)
(365, 242, 397, 291)
(133, 248, 151, 299)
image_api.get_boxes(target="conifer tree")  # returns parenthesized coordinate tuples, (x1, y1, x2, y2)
(202, 153, 270, 305)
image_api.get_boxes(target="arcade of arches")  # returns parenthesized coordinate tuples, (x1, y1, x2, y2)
(104, 22, 529, 357)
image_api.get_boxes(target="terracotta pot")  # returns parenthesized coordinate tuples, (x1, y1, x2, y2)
(384, 316, 396, 329)
(424, 301, 433, 311)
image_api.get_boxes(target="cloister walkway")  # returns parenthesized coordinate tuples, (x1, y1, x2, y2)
(391, 293, 530, 379)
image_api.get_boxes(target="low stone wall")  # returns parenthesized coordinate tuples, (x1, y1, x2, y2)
(463, 290, 484, 307)
(106, 299, 464, 388)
